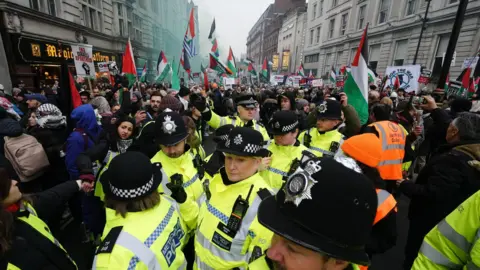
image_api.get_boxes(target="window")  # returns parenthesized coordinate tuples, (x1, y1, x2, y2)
(47, 0, 56, 16)
(310, 29, 314, 45)
(369, 45, 381, 72)
(29, 0, 40, 11)
(378, 0, 391, 24)
(358, 5, 366, 29)
(151, 0, 158, 12)
(81, 0, 103, 31)
(449, 0, 458, 3)
(136, 29, 143, 42)
(393, 40, 408, 66)
(340, 13, 348, 36)
(325, 53, 332, 71)
(336, 51, 343, 70)
(433, 35, 450, 70)
(319, 0, 324, 16)
(406, 0, 417, 15)
(313, 3, 317, 19)
(305, 54, 319, 63)
(139, 0, 146, 9)
(328, 19, 335, 39)
(316, 27, 321, 43)
(117, 3, 123, 16)
(119, 19, 125, 36)
(332, 0, 338, 8)
(349, 47, 357, 63)
(89, 8, 97, 30)
(128, 22, 133, 37)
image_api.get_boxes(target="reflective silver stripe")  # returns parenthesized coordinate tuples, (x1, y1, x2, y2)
(267, 167, 288, 177)
(161, 179, 172, 196)
(179, 259, 187, 270)
(378, 159, 404, 166)
(466, 260, 480, 270)
(219, 117, 226, 126)
(195, 256, 215, 270)
(195, 195, 264, 263)
(377, 189, 391, 205)
(263, 140, 272, 149)
(419, 241, 462, 268)
(254, 122, 259, 131)
(437, 219, 472, 253)
(118, 231, 161, 270)
(385, 144, 404, 150)
(309, 146, 334, 156)
(373, 123, 388, 151)
(92, 255, 99, 269)
(232, 118, 237, 126)
(197, 193, 207, 206)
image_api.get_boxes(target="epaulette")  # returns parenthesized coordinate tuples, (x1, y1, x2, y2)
(96, 226, 123, 255)
(228, 116, 237, 120)
(257, 188, 273, 200)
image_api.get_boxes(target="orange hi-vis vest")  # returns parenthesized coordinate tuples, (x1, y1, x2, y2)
(358, 189, 397, 270)
(369, 121, 406, 180)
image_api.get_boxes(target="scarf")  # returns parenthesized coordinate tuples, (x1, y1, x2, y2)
(36, 103, 66, 129)
(117, 139, 133, 153)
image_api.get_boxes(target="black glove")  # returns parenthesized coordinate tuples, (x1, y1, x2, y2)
(166, 182, 187, 204)
(192, 95, 207, 112)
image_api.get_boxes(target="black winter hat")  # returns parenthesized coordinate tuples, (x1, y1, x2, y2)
(179, 86, 190, 97)
(268, 111, 299, 135)
(217, 127, 269, 157)
(258, 155, 377, 266)
(278, 91, 296, 111)
(103, 152, 162, 201)
(154, 111, 188, 146)
(316, 100, 342, 120)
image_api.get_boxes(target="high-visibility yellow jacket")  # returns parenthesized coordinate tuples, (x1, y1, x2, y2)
(412, 189, 480, 270)
(151, 149, 204, 230)
(206, 111, 270, 141)
(93, 196, 188, 269)
(259, 140, 310, 192)
(298, 128, 344, 158)
(248, 255, 363, 270)
(194, 169, 273, 269)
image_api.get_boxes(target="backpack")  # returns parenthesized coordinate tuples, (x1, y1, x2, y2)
(4, 134, 50, 182)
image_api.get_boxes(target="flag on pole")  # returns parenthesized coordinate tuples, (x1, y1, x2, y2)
(156, 51, 170, 82)
(211, 39, 220, 58)
(308, 70, 314, 79)
(121, 37, 137, 88)
(474, 77, 480, 94)
(298, 63, 305, 77)
(261, 58, 268, 79)
(344, 23, 369, 125)
(140, 63, 147, 83)
(201, 63, 209, 90)
(445, 73, 450, 91)
(394, 74, 401, 90)
(460, 68, 472, 97)
(367, 68, 376, 83)
(227, 47, 237, 78)
(209, 53, 233, 75)
(208, 18, 216, 40)
(180, 48, 191, 75)
(69, 70, 82, 109)
(330, 66, 336, 83)
(171, 59, 180, 91)
(183, 8, 197, 58)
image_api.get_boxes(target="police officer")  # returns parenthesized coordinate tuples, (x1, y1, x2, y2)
(192, 92, 270, 141)
(150, 111, 204, 226)
(203, 124, 234, 178)
(298, 99, 345, 158)
(93, 152, 189, 269)
(195, 127, 274, 269)
(260, 111, 310, 192)
(249, 155, 378, 270)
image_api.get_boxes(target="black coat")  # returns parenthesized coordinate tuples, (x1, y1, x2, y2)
(400, 141, 480, 229)
(1, 181, 80, 270)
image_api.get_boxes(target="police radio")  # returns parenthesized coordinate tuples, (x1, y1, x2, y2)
(329, 141, 340, 154)
(227, 185, 254, 232)
(171, 174, 183, 186)
(304, 132, 312, 148)
(193, 154, 205, 179)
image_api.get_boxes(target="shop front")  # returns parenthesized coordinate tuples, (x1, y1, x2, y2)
(10, 34, 121, 91)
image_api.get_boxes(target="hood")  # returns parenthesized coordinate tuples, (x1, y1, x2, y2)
(0, 118, 22, 137)
(277, 92, 296, 111)
(71, 104, 101, 139)
(453, 142, 480, 161)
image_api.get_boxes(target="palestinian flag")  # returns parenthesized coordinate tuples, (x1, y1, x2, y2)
(330, 66, 336, 83)
(460, 68, 472, 97)
(261, 58, 268, 79)
(140, 63, 147, 83)
(246, 59, 257, 76)
(344, 23, 369, 125)
(475, 77, 480, 94)
(208, 18, 216, 40)
(298, 63, 305, 77)
(201, 63, 209, 90)
(122, 38, 137, 88)
(209, 53, 233, 75)
(156, 51, 170, 82)
(445, 73, 450, 92)
(367, 68, 376, 83)
(211, 39, 220, 58)
(394, 74, 401, 89)
(227, 47, 237, 78)
(308, 70, 314, 79)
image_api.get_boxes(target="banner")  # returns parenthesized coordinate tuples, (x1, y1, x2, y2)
(98, 62, 109, 72)
(286, 75, 302, 87)
(272, 54, 279, 72)
(384, 65, 421, 93)
(462, 57, 479, 70)
(282, 50, 290, 72)
(71, 44, 95, 77)
(312, 79, 324, 87)
(223, 77, 235, 85)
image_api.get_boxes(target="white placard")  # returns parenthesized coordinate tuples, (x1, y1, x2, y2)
(312, 79, 324, 87)
(98, 62, 109, 72)
(223, 77, 235, 85)
(71, 44, 95, 77)
(384, 65, 421, 93)
(462, 57, 479, 70)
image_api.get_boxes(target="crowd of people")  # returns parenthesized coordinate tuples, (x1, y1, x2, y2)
(0, 78, 480, 270)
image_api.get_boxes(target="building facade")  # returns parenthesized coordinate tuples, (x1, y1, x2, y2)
(302, 0, 480, 80)
(276, 5, 307, 74)
(0, 0, 194, 91)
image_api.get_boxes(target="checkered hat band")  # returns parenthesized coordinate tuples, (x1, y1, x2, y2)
(281, 121, 299, 132)
(109, 177, 154, 199)
(219, 134, 229, 141)
(244, 143, 261, 153)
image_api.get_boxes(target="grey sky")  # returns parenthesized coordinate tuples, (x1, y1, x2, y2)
(195, 0, 273, 60)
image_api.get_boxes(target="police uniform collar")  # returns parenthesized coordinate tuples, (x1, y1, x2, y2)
(216, 167, 259, 192)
